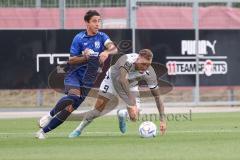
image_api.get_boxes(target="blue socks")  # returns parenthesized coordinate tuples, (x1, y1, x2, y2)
(50, 96, 74, 117)
(43, 116, 63, 133)
(43, 95, 86, 133)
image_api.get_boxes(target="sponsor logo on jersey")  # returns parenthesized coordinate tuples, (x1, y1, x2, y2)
(84, 48, 99, 57)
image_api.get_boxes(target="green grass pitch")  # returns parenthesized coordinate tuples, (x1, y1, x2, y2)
(0, 112, 240, 160)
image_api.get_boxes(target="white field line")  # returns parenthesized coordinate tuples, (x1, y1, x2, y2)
(1, 130, 240, 137)
(1, 107, 240, 119)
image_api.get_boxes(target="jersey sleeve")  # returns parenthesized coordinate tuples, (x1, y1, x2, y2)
(117, 55, 132, 72)
(70, 34, 82, 56)
(101, 32, 112, 47)
(144, 66, 158, 89)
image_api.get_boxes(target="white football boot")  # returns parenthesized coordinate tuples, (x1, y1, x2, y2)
(35, 129, 46, 139)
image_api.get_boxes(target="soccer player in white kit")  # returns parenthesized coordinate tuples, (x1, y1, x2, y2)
(68, 49, 166, 137)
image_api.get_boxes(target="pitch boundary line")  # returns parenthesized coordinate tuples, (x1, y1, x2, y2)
(1, 130, 240, 136)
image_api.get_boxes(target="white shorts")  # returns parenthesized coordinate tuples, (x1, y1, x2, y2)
(99, 71, 141, 109)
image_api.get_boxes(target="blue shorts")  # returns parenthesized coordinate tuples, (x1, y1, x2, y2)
(64, 75, 82, 88)
(64, 74, 92, 98)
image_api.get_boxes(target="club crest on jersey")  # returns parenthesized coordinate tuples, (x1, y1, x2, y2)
(95, 41, 100, 49)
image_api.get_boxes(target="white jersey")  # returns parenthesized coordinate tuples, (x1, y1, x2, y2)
(99, 53, 158, 106)
(110, 53, 158, 89)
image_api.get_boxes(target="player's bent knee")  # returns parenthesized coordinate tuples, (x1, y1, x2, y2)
(95, 95, 110, 112)
(68, 89, 81, 97)
(67, 94, 83, 110)
(66, 105, 74, 113)
(56, 108, 73, 121)
(56, 104, 76, 122)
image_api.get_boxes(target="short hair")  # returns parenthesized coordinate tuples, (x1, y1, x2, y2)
(139, 49, 153, 60)
(84, 10, 100, 22)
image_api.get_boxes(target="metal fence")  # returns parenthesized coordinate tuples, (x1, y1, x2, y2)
(0, 0, 240, 29)
(1, 0, 239, 8)
(0, 0, 126, 8)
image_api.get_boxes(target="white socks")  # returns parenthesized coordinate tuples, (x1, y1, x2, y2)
(75, 120, 91, 132)
(75, 109, 101, 132)
(118, 109, 128, 117)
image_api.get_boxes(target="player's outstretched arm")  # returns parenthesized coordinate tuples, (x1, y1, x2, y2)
(99, 42, 118, 64)
(106, 41, 118, 55)
(150, 87, 166, 135)
(68, 55, 88, 65)
(118, 67, 136, 106)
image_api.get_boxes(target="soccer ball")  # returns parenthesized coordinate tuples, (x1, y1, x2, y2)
(138, 121, 157, 138)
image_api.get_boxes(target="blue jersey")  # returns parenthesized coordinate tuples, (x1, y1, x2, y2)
(64, 31, 111, 87)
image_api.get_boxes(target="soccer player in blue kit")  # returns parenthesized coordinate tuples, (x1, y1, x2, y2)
(36, 10, 117, 139)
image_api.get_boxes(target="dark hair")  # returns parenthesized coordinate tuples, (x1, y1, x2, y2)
(84, 10, 100, 22)
(139, 49, 153, 60)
